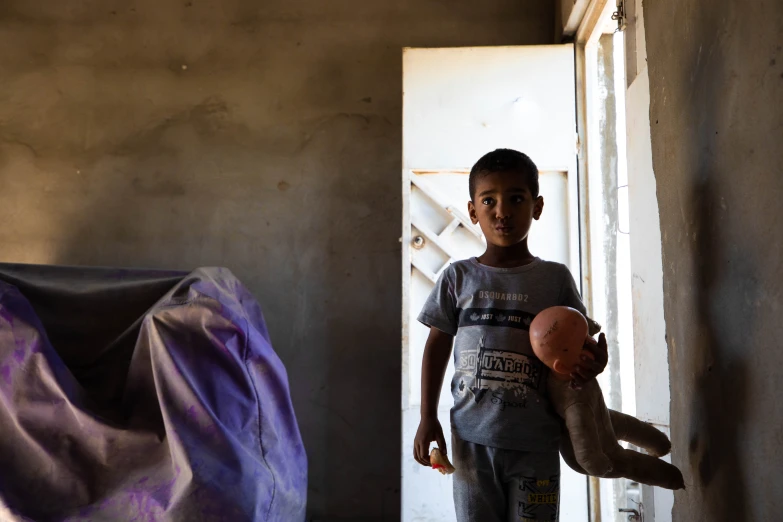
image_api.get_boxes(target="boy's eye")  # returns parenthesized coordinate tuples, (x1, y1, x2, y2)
(482, 198, 494, 205)
(511, 195, 525, 204)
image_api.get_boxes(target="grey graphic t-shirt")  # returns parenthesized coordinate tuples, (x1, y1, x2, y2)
(418, 257, 586, 452)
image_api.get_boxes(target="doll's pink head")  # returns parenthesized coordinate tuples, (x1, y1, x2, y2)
(530, 306, 593, 380)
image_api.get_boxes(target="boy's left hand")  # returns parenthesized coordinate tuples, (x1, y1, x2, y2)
(570, 333, 608, 390)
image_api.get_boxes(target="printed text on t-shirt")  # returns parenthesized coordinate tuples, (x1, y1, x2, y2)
(478, 290, 529, 302)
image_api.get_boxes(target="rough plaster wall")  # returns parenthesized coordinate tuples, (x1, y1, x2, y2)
(643, 1, 783, 520)
(0, 1, 554, 519)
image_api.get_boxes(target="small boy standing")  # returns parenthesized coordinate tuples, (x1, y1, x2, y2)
(413, 149, 608, 522)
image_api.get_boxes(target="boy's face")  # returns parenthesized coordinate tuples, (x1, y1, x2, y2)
(468, 171, 544, 248)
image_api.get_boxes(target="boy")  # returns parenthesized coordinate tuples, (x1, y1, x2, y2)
(413, 149, 608, 522)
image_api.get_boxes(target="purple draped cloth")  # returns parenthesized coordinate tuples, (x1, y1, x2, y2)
(0, 264, 307, 521)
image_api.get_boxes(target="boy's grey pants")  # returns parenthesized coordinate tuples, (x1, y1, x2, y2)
(452, 435, 560, 522)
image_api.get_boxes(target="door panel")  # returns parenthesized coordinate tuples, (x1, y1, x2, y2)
(403, 45, 582, 522)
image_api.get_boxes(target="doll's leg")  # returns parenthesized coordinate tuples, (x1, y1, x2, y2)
(609, 409, 671, 457)
(611, 448, 685, 490)
(558, 436, 586, 475)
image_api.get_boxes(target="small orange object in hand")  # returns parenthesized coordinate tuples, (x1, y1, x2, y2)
(430, 448, 455, 475)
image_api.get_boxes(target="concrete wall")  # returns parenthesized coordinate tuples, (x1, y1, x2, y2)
(0, 1, 554, 519)
(643, 1, 783, 521)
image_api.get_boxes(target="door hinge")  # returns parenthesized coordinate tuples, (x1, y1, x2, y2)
(612, 0, 628, 32)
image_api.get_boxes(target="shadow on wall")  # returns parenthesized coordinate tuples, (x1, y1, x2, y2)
(318, 112, 401, 516)
(674, 4, 764, 520)
(687, 179, 752, 522)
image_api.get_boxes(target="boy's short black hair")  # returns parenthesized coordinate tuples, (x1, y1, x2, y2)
(468, 149, 539, 200)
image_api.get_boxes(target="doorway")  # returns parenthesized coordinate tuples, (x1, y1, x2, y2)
(401, 44, 584, 522)
(400, 5, 670, 518)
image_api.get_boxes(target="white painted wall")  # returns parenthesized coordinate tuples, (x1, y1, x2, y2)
(626, 68, 669, 430)
(626, 65, 674, 522)
(625, 0, 674, 518)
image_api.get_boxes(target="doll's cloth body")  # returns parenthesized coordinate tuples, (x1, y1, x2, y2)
(548, 377, 684, 490)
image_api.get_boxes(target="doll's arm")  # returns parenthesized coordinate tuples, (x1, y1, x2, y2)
(563, 403, 613, 476)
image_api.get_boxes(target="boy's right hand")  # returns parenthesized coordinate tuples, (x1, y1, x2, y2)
(413, 415, 447, 467)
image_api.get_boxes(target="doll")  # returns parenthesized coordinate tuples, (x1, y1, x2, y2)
(530, 306, 684, 490)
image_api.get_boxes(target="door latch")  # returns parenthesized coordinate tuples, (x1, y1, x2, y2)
(619, 508, 641, 521)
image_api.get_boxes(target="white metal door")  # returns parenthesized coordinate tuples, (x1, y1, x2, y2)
(402, 45, 584, 522)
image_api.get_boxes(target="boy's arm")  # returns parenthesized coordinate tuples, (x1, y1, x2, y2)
(413, 326, 454, 467)
(420, 326, 453, 417)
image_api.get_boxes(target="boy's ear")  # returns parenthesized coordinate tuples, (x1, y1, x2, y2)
(533, 196, 544, 221)
(468, 200, 479, 224)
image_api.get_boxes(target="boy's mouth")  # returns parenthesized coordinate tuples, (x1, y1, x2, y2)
(495, 224, 514, 234)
